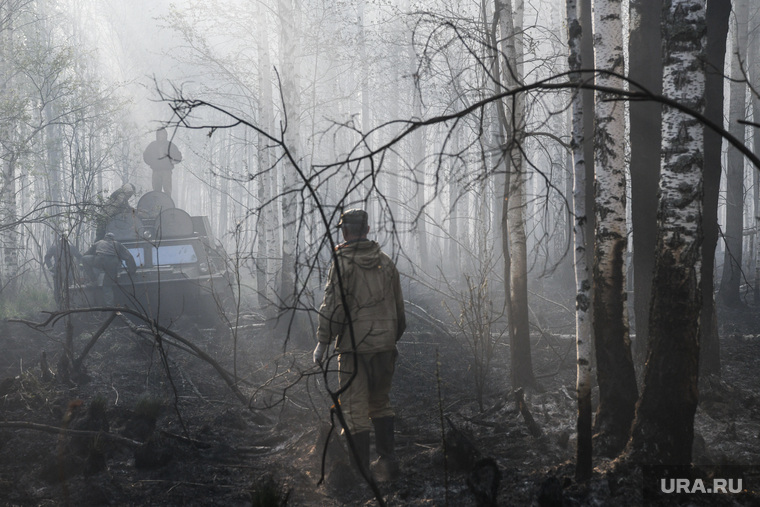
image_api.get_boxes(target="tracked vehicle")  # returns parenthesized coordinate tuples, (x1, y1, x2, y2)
(76, 191, 232, 326)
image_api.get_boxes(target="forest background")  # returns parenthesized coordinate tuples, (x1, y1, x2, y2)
(1, 0, 759, 504)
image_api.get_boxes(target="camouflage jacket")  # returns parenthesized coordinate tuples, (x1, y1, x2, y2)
(317, 240, 405, 354)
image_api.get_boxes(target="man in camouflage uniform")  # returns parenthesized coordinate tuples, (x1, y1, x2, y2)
(84, 232, 137, 306)
(95, 183, 136, 241)
(314, 209, 406, 481)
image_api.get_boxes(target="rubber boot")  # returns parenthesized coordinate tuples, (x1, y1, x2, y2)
(371, 416, 399, 481)
(350, 431, 371, 478)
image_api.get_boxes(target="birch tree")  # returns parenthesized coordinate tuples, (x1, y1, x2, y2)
(0, 1, 25, 293)
(405, 0, 429, 264)
(566, 0, 591, 481)
(257, 0, 277, 309)
(358, 0, 372, 220)
(590, 0, 638, 455)
(627, 0, 706, 466)
(276, 0, 304, 338)
(494, 0, 535, 389)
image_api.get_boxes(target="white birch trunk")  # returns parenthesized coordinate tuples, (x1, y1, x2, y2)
(628, 0, 706, 466)
(219, 132, 229, 237)
(257, 1, 276, 307)
(447, 101, 461, 270)
(0, 6, 18, 291)
(404, 0, 428, 263)
(590, 0, 638, 453)
(1, 156, 19, 289)
(592, 0, 627, 317)
(495, 0, 534, 388)
(567, 0, 592, 481)
(358, 0, 372, 220)
(277, 0, 301, 308)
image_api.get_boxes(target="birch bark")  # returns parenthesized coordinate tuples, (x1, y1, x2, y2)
(627, 0, 706, 466)
(495, 0, 535, 389)
(403, 0, 428, 264)
(590, 0, 638, 455)
(257, 1, 276, 308)
(276, 0, 304, 340)
(566, 0, 591, 481)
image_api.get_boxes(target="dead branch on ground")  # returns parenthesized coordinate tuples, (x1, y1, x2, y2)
(0, 421, 142, 447)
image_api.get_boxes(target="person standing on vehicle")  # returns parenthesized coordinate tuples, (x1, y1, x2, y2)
(313, 209, 406, 482)
(143, 127, 182, 196)
(84, 232, 137, 306)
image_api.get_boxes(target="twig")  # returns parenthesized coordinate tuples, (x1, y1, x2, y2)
(159, 429, 212, 449)
(73, 312, 117, 371)
(406, 301, 456, 337)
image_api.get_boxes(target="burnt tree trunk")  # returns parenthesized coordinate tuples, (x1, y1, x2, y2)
(700, 0, 731, 377)
(627, 0, 706, 466)
(629, 0, 662, 365)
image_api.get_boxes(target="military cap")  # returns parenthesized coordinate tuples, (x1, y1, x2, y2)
(337, 209, 368, 228)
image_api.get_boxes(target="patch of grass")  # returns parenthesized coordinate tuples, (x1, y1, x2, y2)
(134, 397, 164, 420)
(249, 474, 290, 507)
(0, 286, 54, 320)
(16, 370, 56, 409)
(89, 395, 108, 417)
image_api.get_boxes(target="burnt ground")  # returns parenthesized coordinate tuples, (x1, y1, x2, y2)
(0, 301, 759, 506)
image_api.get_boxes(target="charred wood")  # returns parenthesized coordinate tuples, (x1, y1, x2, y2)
(514, 387, 543, 438)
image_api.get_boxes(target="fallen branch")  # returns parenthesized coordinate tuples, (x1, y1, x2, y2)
(159, 429, 212, 449)
(406, 305, 457, 341)
(0, 421, 142, 447)
(73, 312, 118, 371)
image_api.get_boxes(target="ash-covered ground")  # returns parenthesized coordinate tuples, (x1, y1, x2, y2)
(0, 301, 759, 506)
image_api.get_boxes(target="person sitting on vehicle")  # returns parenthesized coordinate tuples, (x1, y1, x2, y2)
(84, 232, 137, 306)
(95, 183, 136, 241)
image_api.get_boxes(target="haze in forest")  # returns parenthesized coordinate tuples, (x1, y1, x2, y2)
(1, 0, 760, 504)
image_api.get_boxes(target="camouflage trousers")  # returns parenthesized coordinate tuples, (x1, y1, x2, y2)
(338, 349, 397, 434)
(89, 255, 121, 306)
